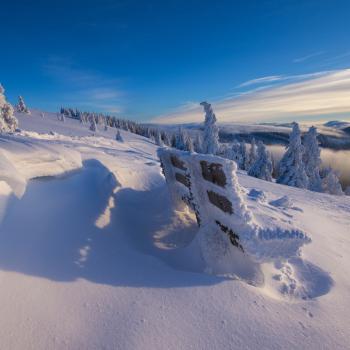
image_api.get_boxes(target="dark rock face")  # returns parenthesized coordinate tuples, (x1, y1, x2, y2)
(200, 161, 227, 188)
(207, 190, 233, 214)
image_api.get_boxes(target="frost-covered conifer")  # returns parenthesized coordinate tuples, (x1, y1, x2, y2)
(155, 129, 164, 146)
(303, 126, 322, 192)
(345, 186, 350, 196)
(201, 101, 219, 155)
(162, 131, 171, 146)
(277, 122, 309, 189)
(226, 140, 241, 164)
(90, 118, 97, 132)
(175, 127, 187, 150)
(0, 84, 18, 132)
(115, 130, 123, 142)
(238, 140, 248, 170)
(320, 167, 343, 195)
(16, 95, 30, 114)
(248, 138, 258, 170)
(248, 141, 273, 181)
(193, 132, 203, 153)
(185, 134, 194, 152)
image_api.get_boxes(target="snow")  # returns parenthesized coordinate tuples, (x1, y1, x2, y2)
(0, 109, 349, 349)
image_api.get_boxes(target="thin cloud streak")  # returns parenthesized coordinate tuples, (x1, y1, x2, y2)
(43, 56, 124, 113)
(153, 69, 350, 124)
(293, 51, 325, 63)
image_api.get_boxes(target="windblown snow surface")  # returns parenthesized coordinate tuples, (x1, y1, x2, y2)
(0, 110, 349, 350)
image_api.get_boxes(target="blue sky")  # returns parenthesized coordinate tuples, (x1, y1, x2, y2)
(1, 0, 350, 122)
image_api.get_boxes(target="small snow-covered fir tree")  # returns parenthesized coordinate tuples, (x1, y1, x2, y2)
(320, 167, 343, 195)
(115, 130, 123, 142)
(155, 129, 164, 146)
(277, 122, 309, 189)
(90, 118, 97, 132)
(303, 126, 322, 192)
(225, 140, 241, 164)
(248, 141, 273, 181)
(248, 138, 258, 170)
(175, 127, 187, 150)
(238, 140, 248, 170)
(193, 132, 203, 153)
(16, 95, 30, 114)
(0, 84, 18, 132)
(185, 134, 194, 152)
(162, 131, 171, 146)
(201, 101, 219, 155)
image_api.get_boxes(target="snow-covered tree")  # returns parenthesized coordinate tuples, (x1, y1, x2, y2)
(303, 126, 322, 192)
(155, 129, 164, 146)
(175, 127, 187, 150)
(40, 112, 45, 118)
(320, 167, 343, 195)
(277, 122, 309, 189)
(115, 130, 123, 142)
(238, 140, 248, 170)
(225, 140, 241, 164)
(185, 134, 194, 152)
(201, 101, 219, 155)
(90, 118, 97, 132)
(162, 131, 171, 146)
(248, 141, 273, 181)
(345, 186, 350, 196)
(193, 132, 203, 153)
(248, 138, 258, 170)
(104, 124, 108, 132)
(16, 95, 30, 114)
(0, 84, 18, 132)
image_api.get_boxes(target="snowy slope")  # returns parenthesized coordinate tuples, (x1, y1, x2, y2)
(0, 110, 349, 349)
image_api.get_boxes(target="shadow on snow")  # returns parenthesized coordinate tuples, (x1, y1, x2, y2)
(0, 159, 223, 288)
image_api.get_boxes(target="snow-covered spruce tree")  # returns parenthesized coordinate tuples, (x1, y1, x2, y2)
(238, 140, 248, 170)
(0, 84, 18, 132)
(193, 132, 203, 153)
(248, 138, 258, 170)
(175, 127, 187, 150)
(200, 101, 219, 155)
(225, 140, 240, 164)
(303, 126, 322, 192)
(155, 129, 164, 146)
(320, 167, 343, 195)
(277, 122, 309, 189)
(162, 131, 171, 146)
(185, 133, 194, 152)
(16, 95, 30, 114)
(115, 130, 123, 142)
(89, 118, 97, 132)
(248, 141, 273, 181)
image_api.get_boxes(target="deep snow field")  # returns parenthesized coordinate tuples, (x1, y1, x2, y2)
(0, 110, 350, 350)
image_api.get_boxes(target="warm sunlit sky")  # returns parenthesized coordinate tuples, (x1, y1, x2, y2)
(1, 0, 350, 123)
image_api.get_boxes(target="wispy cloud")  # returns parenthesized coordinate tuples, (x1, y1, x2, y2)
(238, 75, 283, 88)
(153, 68, 350, 124)
(293, 51, 325, 63)
(43, 56, 124, 113)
